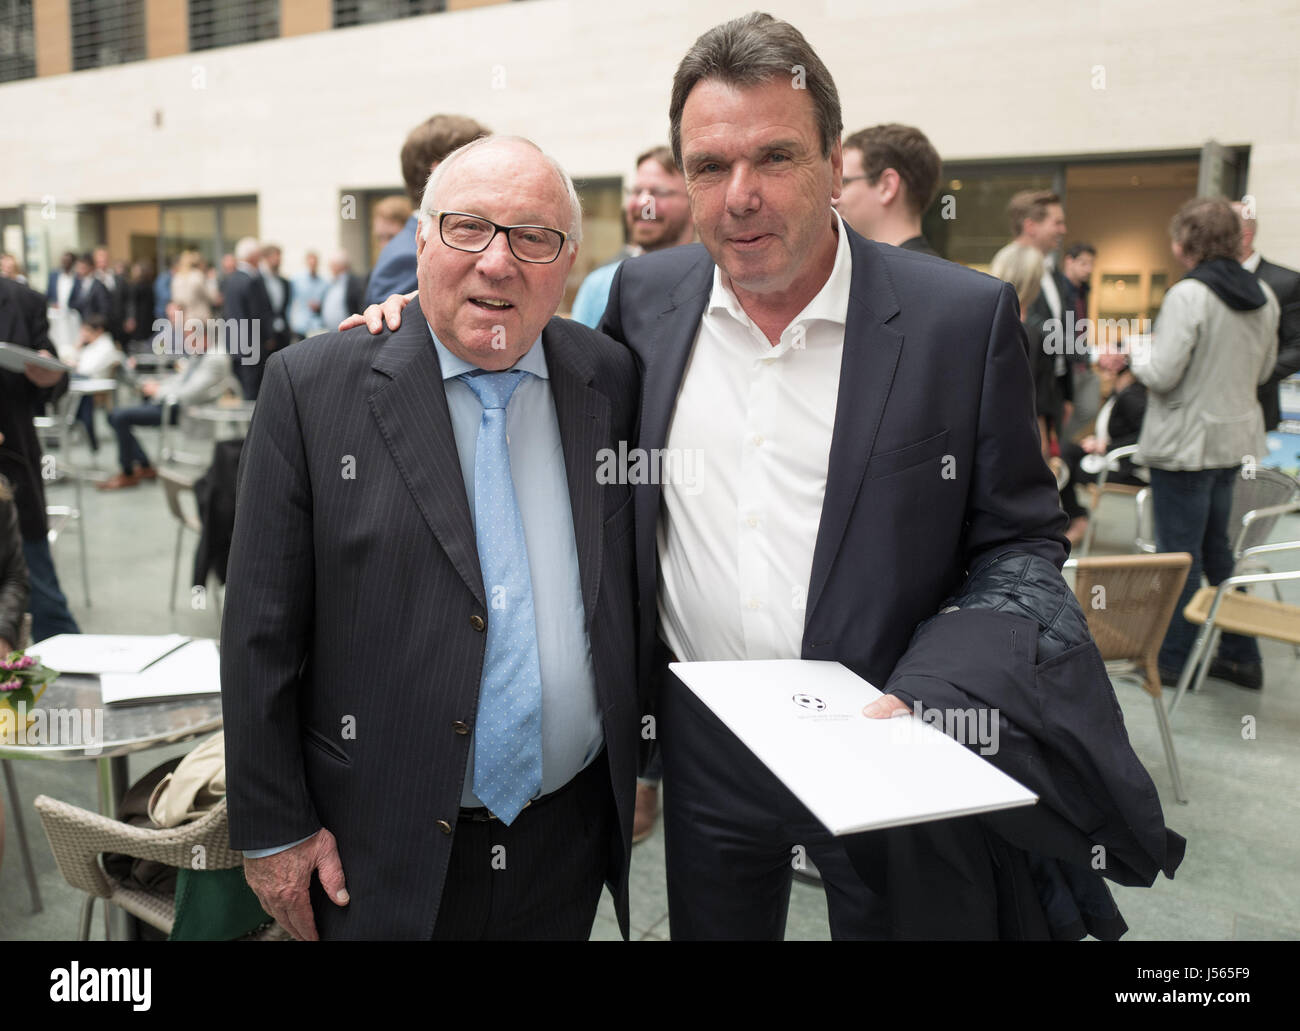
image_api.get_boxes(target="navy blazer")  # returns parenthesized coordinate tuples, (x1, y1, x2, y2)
(221, 314, 641, 939)
(598, 227, 1069, 710)
(365, 214, 419, 308)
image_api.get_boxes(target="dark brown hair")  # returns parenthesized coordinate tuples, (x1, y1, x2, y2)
(400, 114, 491, 205)
(843, 123, 941, 216)
(1170, 196, 1241, 265)
(669, 12, 841, 170)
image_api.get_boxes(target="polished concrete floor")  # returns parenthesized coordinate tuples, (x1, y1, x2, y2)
(2, 415, 1297, 941)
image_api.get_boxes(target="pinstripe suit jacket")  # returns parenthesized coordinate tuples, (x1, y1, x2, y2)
(220, 313, 640, 939)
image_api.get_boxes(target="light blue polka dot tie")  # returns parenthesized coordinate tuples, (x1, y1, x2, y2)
(459, 370, 543, 825)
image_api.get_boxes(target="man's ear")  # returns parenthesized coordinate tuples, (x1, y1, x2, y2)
(829, 138, 844, 198)
(879, 168, 902, 208)
(415, 222, 427, 259)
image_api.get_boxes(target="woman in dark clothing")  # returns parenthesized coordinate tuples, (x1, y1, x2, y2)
(1059, 351, 1148, 544)
(0, 467, 29, 655)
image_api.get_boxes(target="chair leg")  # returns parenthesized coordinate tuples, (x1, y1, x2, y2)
(1169, 617, 1216, 719)
(170, 522, 183, 612)
(2, 760, 43, 913)
(1193, 626, 1223, 695)
(1081, 493, 1101, 557)
(78, 895, 95, 940)
(1151, 692, 1188, 804)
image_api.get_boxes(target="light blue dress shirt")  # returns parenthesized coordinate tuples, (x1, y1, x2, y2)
(569, 259, 624, 329)
(243, 323, 603, 857)
(288, 271, 329, 337)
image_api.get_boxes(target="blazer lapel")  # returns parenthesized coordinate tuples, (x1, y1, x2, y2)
(368, 315, 484, 607)
(544, 320, 608, 626)
(633, 253, 713, 617)
(804, 232, 906, 635)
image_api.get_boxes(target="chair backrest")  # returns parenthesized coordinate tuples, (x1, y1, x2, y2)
(1069, 553, 1192, 693)
(1230, 468, 1300, 557)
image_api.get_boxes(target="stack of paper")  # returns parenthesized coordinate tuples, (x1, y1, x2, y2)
(99, 640, 221, 706)
(29, 634, 192, 674)
(670, 659, 1036, 836)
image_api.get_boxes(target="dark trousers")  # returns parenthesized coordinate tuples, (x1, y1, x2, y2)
(107, 403, 175, 474)
(1151, 466, 1259, 672)
(21, 536, 80, 641)
(659, 669, 888, 940)
(430, 751, 614, 940)
(236, 360, 264, 401)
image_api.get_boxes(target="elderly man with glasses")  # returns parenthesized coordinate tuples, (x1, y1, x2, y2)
(221, 135, 641, 940)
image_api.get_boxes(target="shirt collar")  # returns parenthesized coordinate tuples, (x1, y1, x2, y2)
(426, 321, 548, 382)
(705, 209, 853, 330)
(1242, 250, 1262, 273)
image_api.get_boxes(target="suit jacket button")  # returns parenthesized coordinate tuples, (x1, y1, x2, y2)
(437, 820, 452, 834)
(452, 721, 469, 735)
(469, 614, 485, 632)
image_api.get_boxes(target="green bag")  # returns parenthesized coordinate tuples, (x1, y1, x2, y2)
(168, 867, 272, 941)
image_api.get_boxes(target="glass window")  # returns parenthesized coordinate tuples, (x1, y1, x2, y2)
(0, 0, 36, 83)
(71, 0, 146, 72)
(333, 0, 445, 29)
(189, 0, 279, 51)
(923, 167, 1057, 269)
(219, 201, 259, 257)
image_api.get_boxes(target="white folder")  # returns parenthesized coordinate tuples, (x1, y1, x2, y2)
(670, 659, 1037, 836)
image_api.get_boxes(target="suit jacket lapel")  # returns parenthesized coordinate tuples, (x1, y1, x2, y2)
(368, 315, 485, 606)
(804, 232, 905, 635)
(544, 319, 607, 627)
(633, 253, 713, 613)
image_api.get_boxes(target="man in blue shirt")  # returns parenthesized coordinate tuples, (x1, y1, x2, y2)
(288, 251, 329, 338)
(365, 113, 490, 307)
(570, 145, 695, 329)
(223, 135, 641, 941)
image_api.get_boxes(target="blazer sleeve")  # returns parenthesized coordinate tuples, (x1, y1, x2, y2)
(962, 283, 1068, 572)
(220, 352, 322, 850)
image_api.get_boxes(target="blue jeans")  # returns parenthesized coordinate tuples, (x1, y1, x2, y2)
(106, 402, 173, 475)
(21, 536, 80, 642)
(1150, 467, 1259, 673)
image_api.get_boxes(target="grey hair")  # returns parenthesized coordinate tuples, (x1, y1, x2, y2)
(234, 237, 260, 263)
(669, 12, 842, 171)
(416, 135, 583, 251)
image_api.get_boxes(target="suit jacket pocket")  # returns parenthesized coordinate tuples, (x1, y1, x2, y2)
(303, 725, 352, 766)
(865, 429, 949, 480)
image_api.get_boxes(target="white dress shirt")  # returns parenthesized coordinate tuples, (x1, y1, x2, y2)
(658, 212, 851, 662)
(1242, 250, 1262, 273)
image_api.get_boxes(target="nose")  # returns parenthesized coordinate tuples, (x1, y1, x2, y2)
(474, 229, 518, 278)
(724, 163, 760, 217)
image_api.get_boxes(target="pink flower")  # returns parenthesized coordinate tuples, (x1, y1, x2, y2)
(0, 679, 20, 692)
(17, 656, 34, 669)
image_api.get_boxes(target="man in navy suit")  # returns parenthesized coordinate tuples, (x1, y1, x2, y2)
(354, 13, 1072, 940)
(68, 254, 110, 322)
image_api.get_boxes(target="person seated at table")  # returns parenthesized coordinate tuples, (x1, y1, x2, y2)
(98, 326, 232, 491)
(1058, 350, 1148, 545)
(0, 467, 29, 873)
(69, 313, 123, 453)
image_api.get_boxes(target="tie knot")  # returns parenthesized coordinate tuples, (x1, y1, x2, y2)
(459, 370, 528, 410)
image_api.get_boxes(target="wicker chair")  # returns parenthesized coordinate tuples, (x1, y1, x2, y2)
(1065, 553, 1193, 803)
(33, 793, 285, 940)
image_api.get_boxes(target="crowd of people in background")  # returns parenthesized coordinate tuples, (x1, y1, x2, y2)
(0, 103, 1297, 716)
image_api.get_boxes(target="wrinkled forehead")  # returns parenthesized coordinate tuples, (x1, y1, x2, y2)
(435, 145, 569, 227)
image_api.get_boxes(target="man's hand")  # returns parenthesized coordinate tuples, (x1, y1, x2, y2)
(862, 694, 911, 719)
(23, 352, 65, 388)
(242, 827, 349, 941)
(337, 291, 415, 334)
(140, 380, 160, 399)
(0, 639, 13, 656)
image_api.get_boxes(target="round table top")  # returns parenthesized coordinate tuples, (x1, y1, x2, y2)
(186, 402, 255, 423)
(0, 675, 222, 761)
(68, 378, 118, 395)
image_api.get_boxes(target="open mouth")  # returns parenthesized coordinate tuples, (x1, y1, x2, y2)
(469, 297, 514, 311)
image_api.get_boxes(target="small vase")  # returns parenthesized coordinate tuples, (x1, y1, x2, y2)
(0, 683, 48, 745)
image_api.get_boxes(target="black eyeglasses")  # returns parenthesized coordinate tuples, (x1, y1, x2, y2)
(434, 210, 568, 264)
